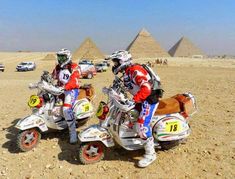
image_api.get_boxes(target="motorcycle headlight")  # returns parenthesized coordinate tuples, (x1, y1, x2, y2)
(96, 101, 109, 121)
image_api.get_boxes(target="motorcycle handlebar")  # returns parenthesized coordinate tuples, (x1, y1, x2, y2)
(28, 80, 64, 96)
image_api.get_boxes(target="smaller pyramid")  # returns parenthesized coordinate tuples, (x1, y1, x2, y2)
(42, 54, 56, 61)
(126, 28, 169, 58)
(168, 37, 205, 57)
(73, 38, 105, 61)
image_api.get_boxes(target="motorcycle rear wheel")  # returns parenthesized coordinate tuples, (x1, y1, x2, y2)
(76, 117, 90, 128)
(79, 142, 105, 164)
(159, 140, 180, 150)
(17, 128, 41, 152)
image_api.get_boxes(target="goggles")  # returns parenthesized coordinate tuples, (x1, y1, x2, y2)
(112, 58, 120, 66)
(57, 54, 67, 64)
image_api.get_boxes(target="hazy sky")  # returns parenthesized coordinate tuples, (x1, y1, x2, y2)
(0, 0, 235, 55)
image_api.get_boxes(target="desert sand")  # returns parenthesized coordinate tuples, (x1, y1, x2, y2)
(0, 52, 234, 178)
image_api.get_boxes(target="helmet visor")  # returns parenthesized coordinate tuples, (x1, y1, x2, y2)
(57, 54, 67, 64)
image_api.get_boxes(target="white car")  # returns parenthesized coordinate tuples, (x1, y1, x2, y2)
(0, 63, 5, 72)
(79, 59, 94, 65)
(16, 62, 36, 71)
(95, 63, 108, 72)
(78, 63, 97, 79)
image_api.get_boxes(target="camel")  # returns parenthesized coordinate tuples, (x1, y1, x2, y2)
(163, 59, 168, 65)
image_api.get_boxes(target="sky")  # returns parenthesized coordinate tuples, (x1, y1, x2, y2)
(0, 0, 235, 55)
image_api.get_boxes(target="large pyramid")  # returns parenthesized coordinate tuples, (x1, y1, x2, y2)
(168, 37, 205, 57)
(73, 38, 105, 61)
(126, 28, 169, 58)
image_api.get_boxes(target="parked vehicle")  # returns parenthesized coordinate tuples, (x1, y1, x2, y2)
(15, 71, 95, 152)
(95, 63, 108, 72)
(16, 62, 36, 71)
(0, 63, 5, 72)
(77, 76, 197, 164)
(102, 61, 110, 67)
(79, 59, 94, 65)
(78, 62, 97, 79)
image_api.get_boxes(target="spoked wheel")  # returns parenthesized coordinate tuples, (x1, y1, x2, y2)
(79, 142, 105, 164)
(17, 128, 41, 152)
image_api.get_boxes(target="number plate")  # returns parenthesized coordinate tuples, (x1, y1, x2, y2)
(165, 121, 181, 132)
(82, 103, 90, 112)
(28, 95, 40, 107)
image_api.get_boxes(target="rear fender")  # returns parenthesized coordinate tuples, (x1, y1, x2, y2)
(73, 99, 93, 119)
(78, 124, 114, 147)
(152, 114, 190, 141)
(15, 115, 48, 132)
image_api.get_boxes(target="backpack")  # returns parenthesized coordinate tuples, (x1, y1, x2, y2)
(141, 64, 164, 103)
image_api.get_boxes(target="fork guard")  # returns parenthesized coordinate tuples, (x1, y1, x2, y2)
(78, 124, 115, 147)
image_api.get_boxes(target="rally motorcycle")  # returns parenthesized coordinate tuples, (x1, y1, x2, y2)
(15, 71, 94, 152)
(77, 76, 197, 164)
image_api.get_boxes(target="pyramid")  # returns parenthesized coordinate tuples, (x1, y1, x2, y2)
(42, 54, 56, 61)
(126, 28, 169, 58)
(168, 37, 205, 57)
(73, 38, 105, 61)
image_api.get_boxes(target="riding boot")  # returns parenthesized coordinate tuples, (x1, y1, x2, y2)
(68, 121, 78, 144)
(138, 137, 156, 168)
(63, 107, 78, 144)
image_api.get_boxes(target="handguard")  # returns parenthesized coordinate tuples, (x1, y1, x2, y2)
(40, 81, 64, 95)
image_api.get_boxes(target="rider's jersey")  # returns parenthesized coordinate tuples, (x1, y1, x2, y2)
(52, 63, 81, 91)
(124, 64, 152, 103)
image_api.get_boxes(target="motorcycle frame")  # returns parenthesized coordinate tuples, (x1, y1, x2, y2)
(78, 76, 192, 151)
(16, 78, 94, 132)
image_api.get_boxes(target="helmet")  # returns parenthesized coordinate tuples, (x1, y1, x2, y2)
(56, 48, 72, 68)
(109, 50, 132, 75)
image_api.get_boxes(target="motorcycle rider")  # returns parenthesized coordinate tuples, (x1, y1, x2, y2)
(109, 50, 161, 168)
(52, 48, 81, 144)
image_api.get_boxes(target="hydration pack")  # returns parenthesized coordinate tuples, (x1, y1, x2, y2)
(142, 64, 164, 103)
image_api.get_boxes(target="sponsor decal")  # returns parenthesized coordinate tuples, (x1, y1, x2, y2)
(100, 133, 111, 140)
(24, 123, 34, 127)
(84, 136, 97, 139)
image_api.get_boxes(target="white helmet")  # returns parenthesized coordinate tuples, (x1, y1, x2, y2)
(109, 50, 132, 75)
(56, 48, 72, 68)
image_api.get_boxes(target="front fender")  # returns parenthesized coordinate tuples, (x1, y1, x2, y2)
(15, 114, 48, 132)
(78, 124, 114, 147)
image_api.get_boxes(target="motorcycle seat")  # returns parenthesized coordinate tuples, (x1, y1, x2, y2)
(77, 88, 87, 100)
(155, 98, 181, 115)
(77, 84, 95, 101)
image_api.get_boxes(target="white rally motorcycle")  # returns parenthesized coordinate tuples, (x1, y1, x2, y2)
(77, 76, 197, 164)
(15, 71, 94, 152)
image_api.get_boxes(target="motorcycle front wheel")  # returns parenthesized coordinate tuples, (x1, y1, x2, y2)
(78, 142, 105, 164)
(16, 128, 41, 152)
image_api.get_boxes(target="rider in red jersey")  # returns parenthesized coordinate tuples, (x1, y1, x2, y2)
(52, 48, 81, 144)
(109, 50, 161, 167)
